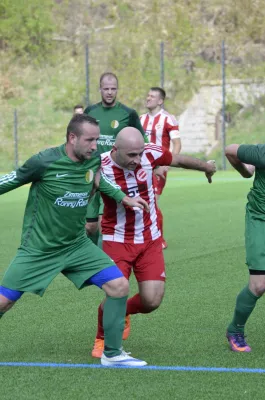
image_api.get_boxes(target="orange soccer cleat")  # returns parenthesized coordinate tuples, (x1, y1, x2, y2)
(122, 315, 131, 340)
(91, 338, 104, 358)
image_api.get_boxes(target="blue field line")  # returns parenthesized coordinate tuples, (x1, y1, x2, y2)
(0, 361, 265, 374)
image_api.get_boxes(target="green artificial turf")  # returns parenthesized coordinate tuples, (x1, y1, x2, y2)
(1, 170, 264, 400)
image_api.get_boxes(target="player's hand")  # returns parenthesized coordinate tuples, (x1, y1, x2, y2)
(243, 163, 255, 178)
(122, 196, 150, 212)
(205, 160, 216, 183)
(154, 166, 169, 180)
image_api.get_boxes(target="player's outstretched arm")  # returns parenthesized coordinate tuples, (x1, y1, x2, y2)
(225, 144, 255, 178)
(171, 138, 182, 155)
(98, 171, 126, 203)
(170, 154, 217, 183)
(0, 171, 25, 195)
(0, 153, 48, 195)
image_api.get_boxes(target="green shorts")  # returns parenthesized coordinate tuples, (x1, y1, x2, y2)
(86, 192, 104, 221)
(1, 237, 114, 296)
(245, 207, 265, 270)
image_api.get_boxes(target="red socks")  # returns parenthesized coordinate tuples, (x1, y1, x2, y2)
(96, 305, 104, 339)
(126, 293, 148, 315)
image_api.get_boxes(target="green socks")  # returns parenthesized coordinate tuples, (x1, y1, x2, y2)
(103, 295, 127, 357)
(227, 286, 260, 334)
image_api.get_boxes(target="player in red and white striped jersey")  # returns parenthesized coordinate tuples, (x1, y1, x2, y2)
(100, 142, 171, 244)
(91, 127, 216, 358)
(140, 87, 181, 250)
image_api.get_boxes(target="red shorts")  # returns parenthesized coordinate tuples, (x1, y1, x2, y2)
(154, 172, 167, 195)
(102, 238, 165, 282)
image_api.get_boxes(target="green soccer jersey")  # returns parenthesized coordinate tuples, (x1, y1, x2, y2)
(238, 144, 265, 216)
(0, 145, 125, 251)
(84, 101, 148, 154)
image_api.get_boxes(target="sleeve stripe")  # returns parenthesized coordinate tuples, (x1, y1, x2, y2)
(169, 131, 181, 139)
(145, 144, 163, 153)
(101, 170, 121, 189)
(0, 171, 17, 185)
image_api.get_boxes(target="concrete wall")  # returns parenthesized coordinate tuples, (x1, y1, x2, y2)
(179, 79, 265, 154)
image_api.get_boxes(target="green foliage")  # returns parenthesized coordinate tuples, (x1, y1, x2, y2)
(53, 80, 87, 111)
(2, 0, 265, 168)
(0, 0, 56, 60)
(225, 102, 243, 122)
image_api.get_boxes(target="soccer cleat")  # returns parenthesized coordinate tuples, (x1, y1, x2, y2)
(122, 315, 131, 340)
(226, 331, 251, 352)
(91, 338, 104, 358)
(92, 315, 131, 358)
(101, 350, 147, 367)
(162, 239, 168, 250)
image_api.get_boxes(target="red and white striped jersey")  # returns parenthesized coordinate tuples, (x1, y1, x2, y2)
(101, 144, 173, 244)
(140, 109, 180, 150)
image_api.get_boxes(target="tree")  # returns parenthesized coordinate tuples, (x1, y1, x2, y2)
(0, 0, 56, 59)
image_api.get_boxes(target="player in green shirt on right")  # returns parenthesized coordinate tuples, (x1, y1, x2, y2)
(84, 72, 148, 247)
(225, 143, 264, 352)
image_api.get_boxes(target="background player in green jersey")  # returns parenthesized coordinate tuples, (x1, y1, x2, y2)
(0, 114, 149, 367)
(225, 143, 263, 353)
(84, 72, 148, 246)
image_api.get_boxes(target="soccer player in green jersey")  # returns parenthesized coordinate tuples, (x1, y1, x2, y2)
(225, 143, 262, 352)
(0, 114, 149, 367)
(84, 72, 148, 247)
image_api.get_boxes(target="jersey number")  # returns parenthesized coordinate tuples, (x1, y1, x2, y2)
(127, 186, 140, 198)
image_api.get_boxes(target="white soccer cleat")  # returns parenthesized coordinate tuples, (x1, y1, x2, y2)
(101, 350, 147, 367)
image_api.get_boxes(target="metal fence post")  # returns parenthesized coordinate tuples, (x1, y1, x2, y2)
(221, 40, 226, 170)
(85, 42, 89, 107)
(14, 109, 18, 169)
(160, 42, 165, 89)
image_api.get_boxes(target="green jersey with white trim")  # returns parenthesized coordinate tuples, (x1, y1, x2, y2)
(0, 145, 125, 251)
(238, 144, 265, 216)
(84, 101, 148, 154)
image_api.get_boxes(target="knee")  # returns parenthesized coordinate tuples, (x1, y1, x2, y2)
(250, 281, 265, 297)
(113, 278, 129, 298)
(0, 296, 15, 312)
(110, 278, 129, 298)
(103, 277, 129, 298)
(141, 295, 163, 313)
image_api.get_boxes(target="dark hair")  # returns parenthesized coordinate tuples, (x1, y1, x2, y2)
(66, 114, 98, 141)
(150, 87, 166, 101)
(99, 72, 118, 87)
(73, 104, 84, 110)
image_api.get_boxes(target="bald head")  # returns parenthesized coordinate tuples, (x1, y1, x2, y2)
(112, 127, 145, 170)
(115, 127, 145, 149)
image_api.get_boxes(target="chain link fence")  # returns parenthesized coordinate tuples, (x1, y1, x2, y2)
(1, 39, 265, 171)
